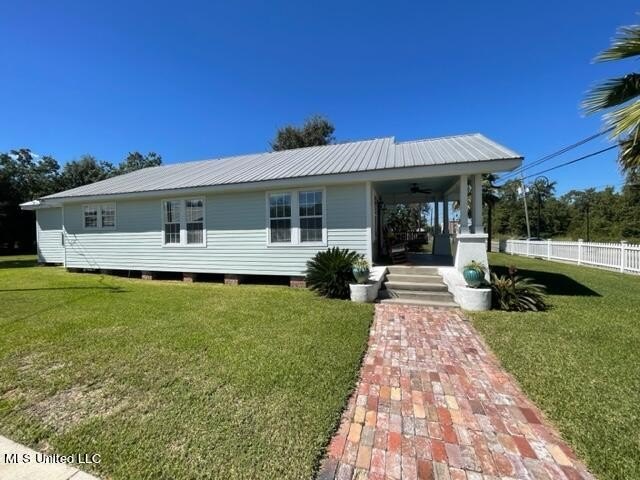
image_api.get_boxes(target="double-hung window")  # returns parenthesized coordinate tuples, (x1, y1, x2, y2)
(267, 189, 325, 245)
(269, 193, 292, 243)
(101, 204, 116, 228)
(83, 204, 116, 229)
(162, 198, 205, 246)
(186, 199, 204, 244)
(83, 206, 98, 228)
(299, 191, 323, 242)
(163, 200, 181, 244)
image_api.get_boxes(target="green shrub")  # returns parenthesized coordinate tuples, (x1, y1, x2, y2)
(491, 266, 547, 311)
(305, 247, 360, 299)
(464, 260, 486, 275)
(352, 256, 370, 270)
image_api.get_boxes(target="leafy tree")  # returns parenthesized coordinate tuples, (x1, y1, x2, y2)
(118, 151, 162, 174)
(384, 204, 428, 234)
(583, 22, 640, 173)
(620, 171, 640, 239)
(271, 115, 335, 151)
(57, 155, 115, 190)
(491, 180, 528, 238)
(0, 149, 61, 251)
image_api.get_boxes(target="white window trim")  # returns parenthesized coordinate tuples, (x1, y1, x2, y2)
(161, 197, 207, 248)
(82, 203, 116, 230)
(266, 187, 327, 247)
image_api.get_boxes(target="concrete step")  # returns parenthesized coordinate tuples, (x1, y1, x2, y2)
(385, 281, 448, 292)
(384, 289, 455, 303)
(386, 273, 442, 283)
(380, 298, 459, 308)
(387, 266, 440, 275)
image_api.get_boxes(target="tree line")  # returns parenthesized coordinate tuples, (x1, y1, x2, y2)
(488, 174, 640, 243)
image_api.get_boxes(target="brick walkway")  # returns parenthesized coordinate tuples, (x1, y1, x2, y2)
(318, 304, 593, 480)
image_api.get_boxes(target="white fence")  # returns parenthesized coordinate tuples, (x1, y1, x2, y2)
(501, 239, 640, 275)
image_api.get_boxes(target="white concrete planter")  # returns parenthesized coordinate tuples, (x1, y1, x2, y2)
(350, 283, 370, 303)
(456, 286, 492, 311)
(350, 266, 387, 303)
(438, 266, 492, 311)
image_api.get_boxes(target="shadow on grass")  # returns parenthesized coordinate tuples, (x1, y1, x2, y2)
(0, 258, 38, 269)
(491, 265, 601, 297)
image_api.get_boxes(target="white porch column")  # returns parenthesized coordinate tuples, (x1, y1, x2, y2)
(472, 174, 484, 234)
(434, 200, 440, 234)
(458, 175, 469, 234)
(454, 173, 489, 282)
(442, 196, 449, 234)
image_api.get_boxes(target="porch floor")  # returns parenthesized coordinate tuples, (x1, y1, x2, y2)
(376, 253, 454, 268)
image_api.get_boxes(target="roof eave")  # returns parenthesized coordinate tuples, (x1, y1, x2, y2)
(20, 199, 65, 210)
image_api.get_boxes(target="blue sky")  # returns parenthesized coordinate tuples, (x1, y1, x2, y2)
(1, 1, 637, 194)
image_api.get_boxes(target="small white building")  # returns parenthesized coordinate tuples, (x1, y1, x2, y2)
(21, 134, 522, 285)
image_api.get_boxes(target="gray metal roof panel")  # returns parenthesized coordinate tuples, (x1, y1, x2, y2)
(43, 133, 521, 199)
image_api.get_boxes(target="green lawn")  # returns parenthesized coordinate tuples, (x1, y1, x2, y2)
(0, 256, 373, 479)
(470, 253, 640, 480)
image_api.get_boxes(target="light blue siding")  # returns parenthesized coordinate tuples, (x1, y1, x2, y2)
(36, 208, 64, 263)
(63, 184, 368, 276)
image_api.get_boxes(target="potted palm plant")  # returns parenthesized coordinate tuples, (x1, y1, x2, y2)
(463, 260, 486, 288)
(351, 256, 370, 284)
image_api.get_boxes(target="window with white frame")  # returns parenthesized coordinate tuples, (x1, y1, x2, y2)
(186, 199, 204, 244)
(83, 204, 116, 229)
(163, 200, 181, 244)
(269, 193, 292, 243)
(162, 198, 205, 246)
(101, 204, 116, 228)
(299, 191, 323, 242)
(83, 205, 98, 228)
(267, 189, 325, 245)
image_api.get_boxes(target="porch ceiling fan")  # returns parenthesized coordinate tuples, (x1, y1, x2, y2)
(409, 183, 432, 195)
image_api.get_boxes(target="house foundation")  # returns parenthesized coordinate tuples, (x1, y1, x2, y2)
(289, 276, 306, 288)
(224, 274, 243, 285)
(183, 272, 197, 283)
(141, 271, 157, 280)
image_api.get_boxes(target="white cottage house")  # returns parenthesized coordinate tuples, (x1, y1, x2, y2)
(21, 133, 522, 296)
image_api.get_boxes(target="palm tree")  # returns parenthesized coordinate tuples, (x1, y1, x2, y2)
(452, 174, 500, 251)
(583, 23, 640, 173)
(529, 177, 556, 238)
(482, 174, 500, 252)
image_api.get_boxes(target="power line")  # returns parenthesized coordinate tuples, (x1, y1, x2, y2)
(501, 128, 613, 182)
(516, 145, 617, 182)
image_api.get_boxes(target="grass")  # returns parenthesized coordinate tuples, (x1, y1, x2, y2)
(0, 256, 373, 479)
(470, 253, 640, 480)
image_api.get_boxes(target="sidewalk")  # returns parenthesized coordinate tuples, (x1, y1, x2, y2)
(0, 435, 99, 480)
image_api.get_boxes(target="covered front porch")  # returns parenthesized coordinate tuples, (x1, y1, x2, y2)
(370, 172, 488, 275)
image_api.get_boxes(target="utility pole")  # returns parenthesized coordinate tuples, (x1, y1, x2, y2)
(519, 177, 531, 238)
(585, 202, 590, 242)
(534, 176, 550, 238)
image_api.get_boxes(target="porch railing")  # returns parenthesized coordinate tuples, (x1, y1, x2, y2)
(393, 231, 427, 243)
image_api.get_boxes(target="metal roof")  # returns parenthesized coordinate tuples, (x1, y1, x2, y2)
(42, 133, 521, 200)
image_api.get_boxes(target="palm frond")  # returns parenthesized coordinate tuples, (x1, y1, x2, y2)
(583, 74, 640, 114)
(619, 131, 640, 171)
(595, 25, 640, 62)
(605, 99, 640, 136)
